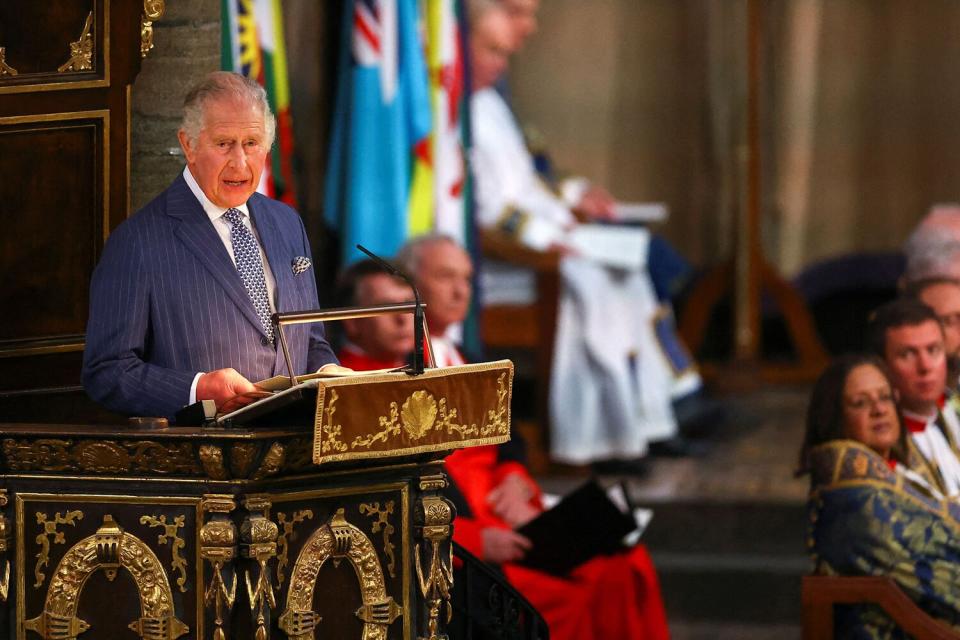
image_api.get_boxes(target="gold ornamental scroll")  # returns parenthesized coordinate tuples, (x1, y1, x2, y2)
(312, 361, 513, 465)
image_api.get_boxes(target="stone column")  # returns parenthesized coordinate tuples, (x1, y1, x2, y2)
(130, 0, 220, 212)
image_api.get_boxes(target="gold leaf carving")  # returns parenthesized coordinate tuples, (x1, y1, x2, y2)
(26, 515, 188, 639)
(201, 496, 238, 640)
(57, 11, 94, 73)
(0, 47, 17, 76)
(199, 445, 229, 480)
(281, 509, 401, 640)
(251, 442, 285, 480)
(140, 514, 188, 593)
(275, 510, 313, 588)
(2, 438, 202, 475)
(416, 494, 455, 640)
(74, 440, 130, 473)
(242, 496, 278, 640)
(34, 510, 83, 588)
(359, 501, 397, 579)
(140, 0, 166, 58)
(229, 442, 260, 478)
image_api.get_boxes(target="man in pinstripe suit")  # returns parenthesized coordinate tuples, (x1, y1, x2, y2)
(82, 72, 341, 420)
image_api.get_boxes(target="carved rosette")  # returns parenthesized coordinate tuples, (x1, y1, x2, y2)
(241, 495, 279, 640)
(279, 508, 402, 640)
(200, 495, 238, 640)
(415, 475, 455, 640)
(141, 0, 166, 58)
(25, 514, 188, 640)
(57, 11, 95, 73)
(0, 490, 9, 602)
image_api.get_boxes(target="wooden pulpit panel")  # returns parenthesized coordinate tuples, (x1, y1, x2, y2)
(0, 1, 156, 408)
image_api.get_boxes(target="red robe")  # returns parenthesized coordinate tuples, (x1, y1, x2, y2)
(446, 445, 670, 640)
(336, 344, 404, 371)
(339, 345, 669, 639)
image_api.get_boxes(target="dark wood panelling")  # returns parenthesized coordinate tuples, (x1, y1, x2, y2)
(0, 0, 104, 88)
(0, 118, 103, 347)
(0, 1, 147, 403)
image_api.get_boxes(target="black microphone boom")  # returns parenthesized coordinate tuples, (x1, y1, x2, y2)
(356, 244, 425, 375)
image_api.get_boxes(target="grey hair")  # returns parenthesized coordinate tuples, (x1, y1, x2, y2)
(904, 224, 960, 282)
(396, 233, 463, 277)
(180, 71, 276, 149)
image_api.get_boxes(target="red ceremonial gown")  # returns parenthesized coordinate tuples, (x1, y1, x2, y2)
(446, 446, 670, 640)
(338, 344, 670, 640)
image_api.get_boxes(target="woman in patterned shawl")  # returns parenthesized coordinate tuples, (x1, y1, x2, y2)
(799, 354, 960, 639)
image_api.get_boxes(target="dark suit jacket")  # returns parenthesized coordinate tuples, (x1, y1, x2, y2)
(82, 174, 337, 419)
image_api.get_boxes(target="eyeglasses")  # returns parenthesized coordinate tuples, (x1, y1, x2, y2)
(844, 393, 895, 411)
(940, 312, 960, 328)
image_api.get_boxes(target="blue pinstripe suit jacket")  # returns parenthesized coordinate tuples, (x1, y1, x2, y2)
(82, 174, 337, 419)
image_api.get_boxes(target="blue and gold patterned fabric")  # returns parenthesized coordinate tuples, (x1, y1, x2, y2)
(807, 440, 960, 639)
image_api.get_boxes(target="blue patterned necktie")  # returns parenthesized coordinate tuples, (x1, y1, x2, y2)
(223, 207, 274, 343)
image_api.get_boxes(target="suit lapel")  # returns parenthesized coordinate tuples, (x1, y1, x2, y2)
(166, 175, 267, 335)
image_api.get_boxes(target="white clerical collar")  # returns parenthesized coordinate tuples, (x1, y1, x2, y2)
(902, 408, 938, 426)
(182, 166, 250, 223)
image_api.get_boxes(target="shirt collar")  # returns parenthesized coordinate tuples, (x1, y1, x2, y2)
(182, 165, 250, 223)
(902, 408, 937, 434)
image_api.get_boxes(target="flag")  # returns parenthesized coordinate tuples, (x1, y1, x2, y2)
(324, 0, 432, 264)
(222, 0, 298, 207)
(408, 0, 468, 245)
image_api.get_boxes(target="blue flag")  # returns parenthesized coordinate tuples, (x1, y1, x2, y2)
(324, 0, 432, 265)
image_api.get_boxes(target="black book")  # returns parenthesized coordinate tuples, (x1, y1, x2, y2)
(514, 480, 639, 576)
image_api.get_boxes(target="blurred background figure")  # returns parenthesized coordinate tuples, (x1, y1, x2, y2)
(799, 354, 960, 638)
(334, 259, 415, 370)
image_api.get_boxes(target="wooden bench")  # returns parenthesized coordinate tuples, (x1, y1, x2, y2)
(802, 575, 960, 640)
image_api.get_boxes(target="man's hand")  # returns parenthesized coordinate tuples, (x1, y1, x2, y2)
(196, 368, 264, 413)
(489, 472, 542, 528)
(318, 363, 354, 375)
(574, 185, 617, 220)
(481, 527, 532, 564)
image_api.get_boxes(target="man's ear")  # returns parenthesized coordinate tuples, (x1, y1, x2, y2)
(341, 318, 359, 341)
(177, 129, 195, 164)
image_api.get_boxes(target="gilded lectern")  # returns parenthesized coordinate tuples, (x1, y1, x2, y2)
(0, 361, 514, 639)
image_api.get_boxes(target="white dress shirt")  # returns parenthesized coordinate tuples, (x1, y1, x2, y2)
(182, 166, 279, 404)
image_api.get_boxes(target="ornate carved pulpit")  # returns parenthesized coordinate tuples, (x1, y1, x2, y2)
(0, 362, 514, 639)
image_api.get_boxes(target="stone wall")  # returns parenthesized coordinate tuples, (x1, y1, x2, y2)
(130, 0, 220, 212)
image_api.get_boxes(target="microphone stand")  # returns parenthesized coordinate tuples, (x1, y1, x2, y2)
(356, 244, 426, 375)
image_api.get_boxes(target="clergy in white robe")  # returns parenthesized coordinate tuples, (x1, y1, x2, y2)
(468, 9, 700, 462)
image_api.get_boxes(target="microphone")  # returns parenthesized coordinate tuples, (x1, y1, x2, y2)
(356, 244, 426, 375)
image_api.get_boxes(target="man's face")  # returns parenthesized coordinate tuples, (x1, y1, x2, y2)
(471, 9, 515, 90)
(919, 282, 960, 358)
(416, 241, 473, 335)
(178, 97, 268, 208)
(884, 319, 947, 413)
(502, 0, 539, 48)
(345, 274, 415, 363)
